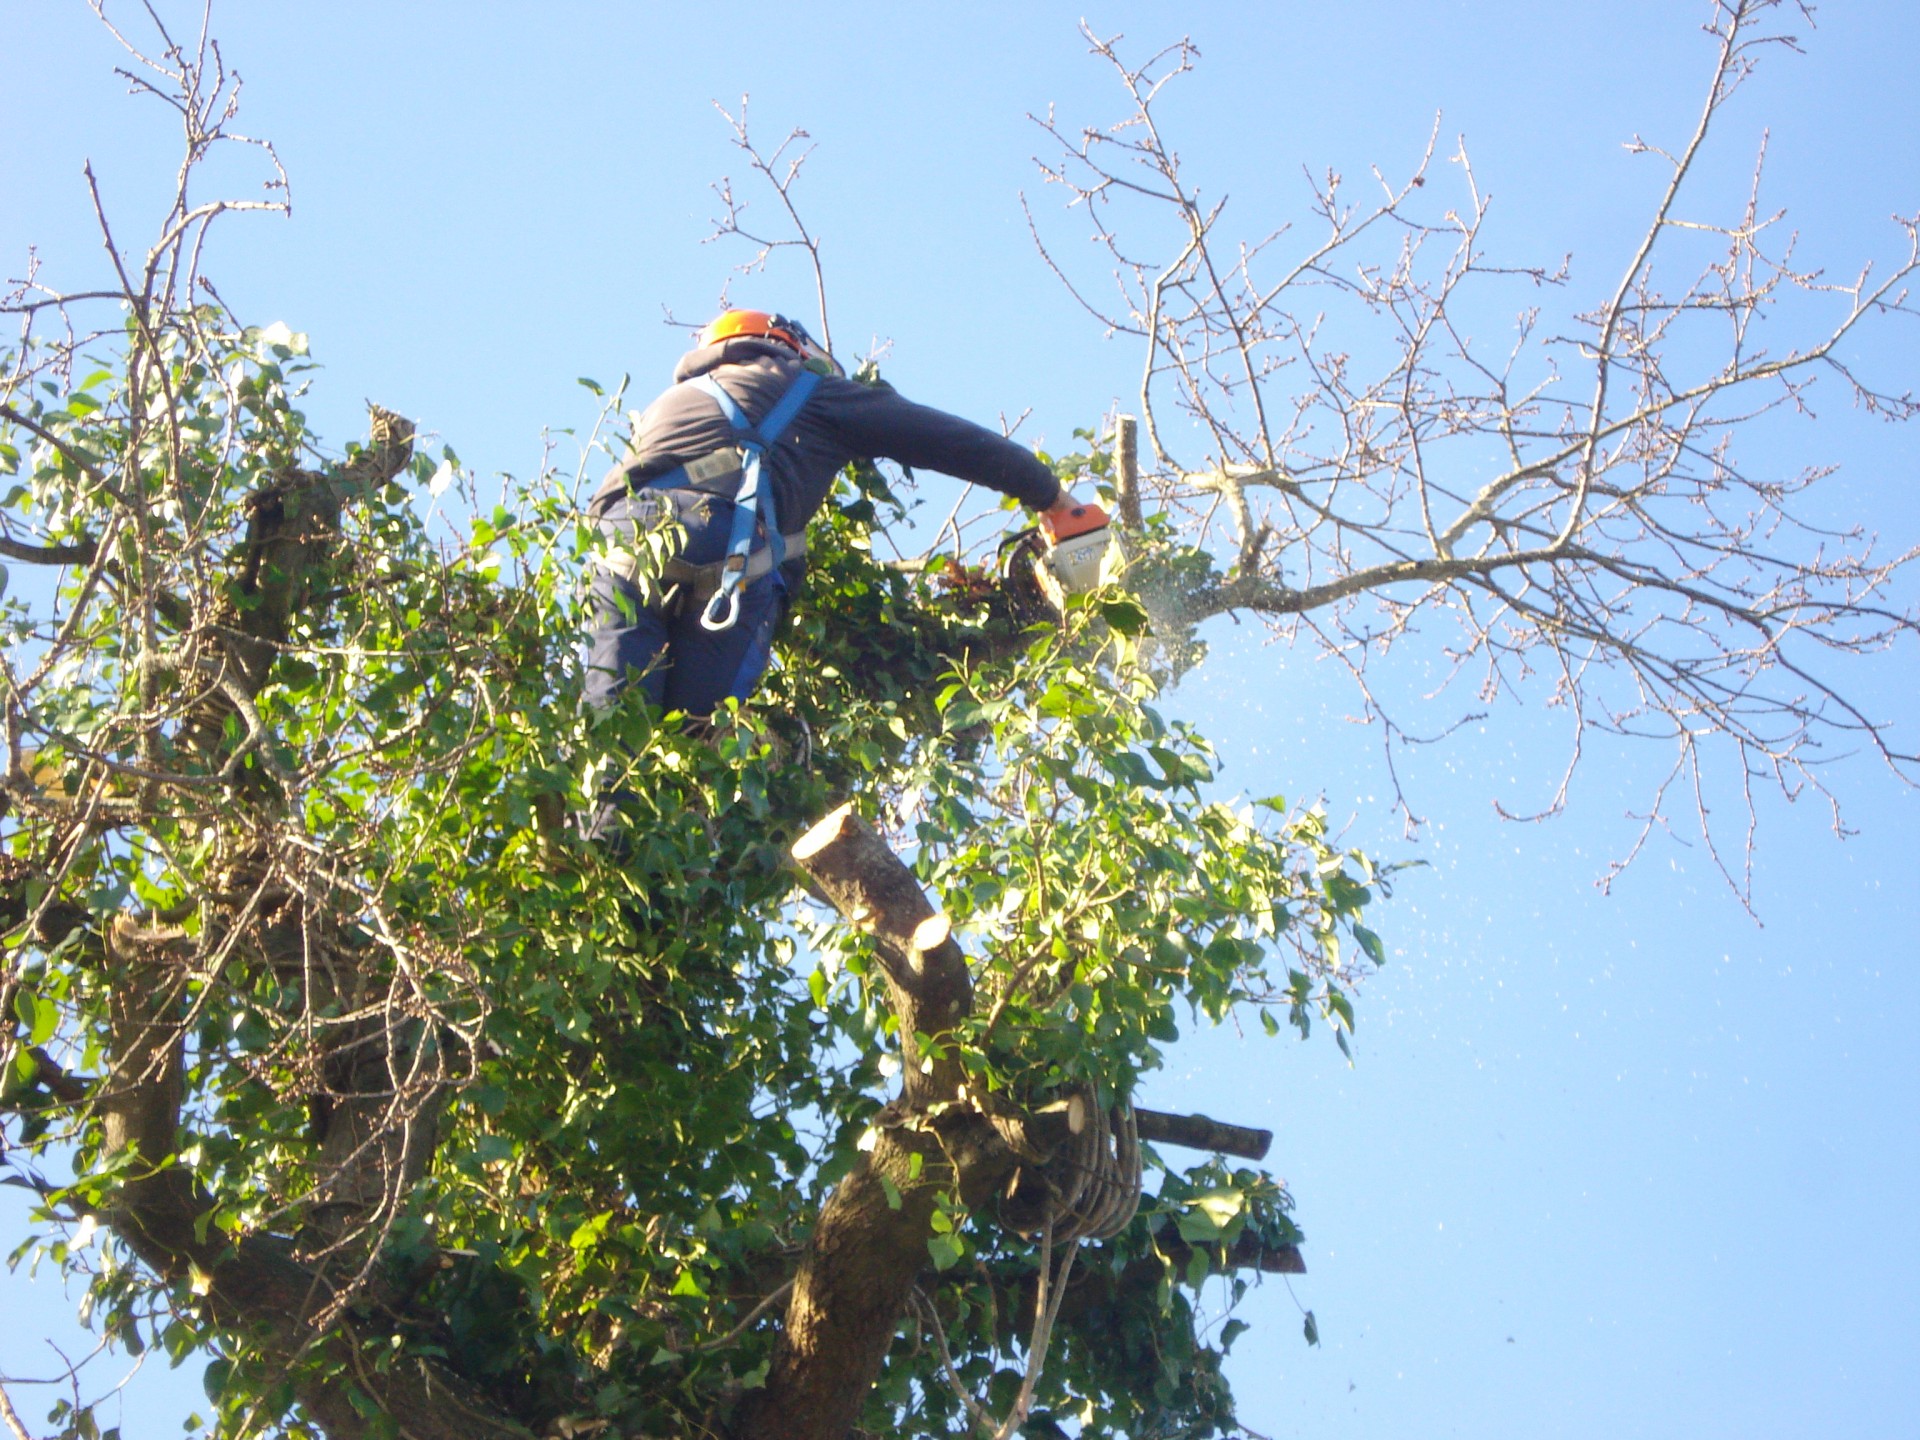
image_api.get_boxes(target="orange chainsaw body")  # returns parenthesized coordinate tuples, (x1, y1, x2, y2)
(1040, 502, 1119, 595)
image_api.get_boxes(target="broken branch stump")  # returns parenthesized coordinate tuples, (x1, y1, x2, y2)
(1132, 1109, 1272, 1162)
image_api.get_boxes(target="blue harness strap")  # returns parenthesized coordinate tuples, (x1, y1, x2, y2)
(682, 369, 821, 632)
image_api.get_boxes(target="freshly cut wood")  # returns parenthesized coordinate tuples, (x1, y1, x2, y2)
(793, 806, 947, 971)
(791, 803, 972, 1094)
(789, 804, 855, 862)
(909, 913, 965, 977)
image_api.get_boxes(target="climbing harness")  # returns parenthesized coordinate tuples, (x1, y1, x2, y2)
(681, 369, 820, 632)
(595, 496, 808, 618)
(599, 367, 821, 631)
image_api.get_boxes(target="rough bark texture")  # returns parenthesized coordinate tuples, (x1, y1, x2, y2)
(1114, 413, 1142, 531)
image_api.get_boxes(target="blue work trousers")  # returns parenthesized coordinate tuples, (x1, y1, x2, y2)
(583, 489, 785, 717)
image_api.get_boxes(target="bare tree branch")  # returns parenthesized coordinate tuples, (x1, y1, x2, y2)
(1024, 1, 1917, 902)
(707, 97, 835, 354)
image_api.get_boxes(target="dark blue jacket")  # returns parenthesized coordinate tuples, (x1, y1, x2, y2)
(590, 337, 1063, 523)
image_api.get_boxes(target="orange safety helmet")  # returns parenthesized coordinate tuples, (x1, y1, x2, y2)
(695, 309, 842, 376)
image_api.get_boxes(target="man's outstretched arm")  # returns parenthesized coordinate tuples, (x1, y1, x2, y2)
(820, 378, 1068, 512)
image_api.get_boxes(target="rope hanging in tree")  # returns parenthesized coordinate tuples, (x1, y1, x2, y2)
(964, 1093, 1143, 1440)
(1003, 1089, 1143, 1245)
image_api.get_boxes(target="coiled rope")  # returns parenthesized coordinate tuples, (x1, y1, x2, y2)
(927, 1089, 1145, 1438)
(1042, 1093, 1143, 1244)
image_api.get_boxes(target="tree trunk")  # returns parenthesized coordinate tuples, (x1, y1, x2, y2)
(741, 806, 987, 1438)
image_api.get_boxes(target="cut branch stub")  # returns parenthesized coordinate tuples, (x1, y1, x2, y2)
(793, 803, 972, 1099)
(909, 912, 966, 978)
(1114, 413, 1142, 530)
(1149, 1221, 1306, 1277)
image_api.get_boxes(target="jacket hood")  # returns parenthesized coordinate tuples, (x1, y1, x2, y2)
(672, 335, 798, 384)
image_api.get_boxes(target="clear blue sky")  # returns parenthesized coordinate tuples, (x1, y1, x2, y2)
(5, 3, 1917, 1437)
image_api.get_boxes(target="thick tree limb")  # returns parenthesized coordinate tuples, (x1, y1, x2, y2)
(747, 807, 996, 1440)
(1114, 413, 1142, 530)
(1048, 1228, 1304, 1328)
(790, 802, 971, 1102)
(1150, 1221, 1306, 1277)
(1133, 1108, 1271, 1161)
(0, 1382, 36, 1440)
(0, 534, 97, 566)
(4, 404, 515, 1439)
(759, 808, 1091, 1438)
(742, 1123, 952, 1440)
(757, 806, 1282, 1440)
(175, 406, 413, 765)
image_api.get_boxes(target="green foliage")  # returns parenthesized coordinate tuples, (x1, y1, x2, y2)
(1, 318, 1388, 1439)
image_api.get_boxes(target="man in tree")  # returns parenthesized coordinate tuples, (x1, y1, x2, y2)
(583, 308, 1083, 716)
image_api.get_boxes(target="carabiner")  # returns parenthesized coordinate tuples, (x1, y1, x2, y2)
(700, 584, 742, 633)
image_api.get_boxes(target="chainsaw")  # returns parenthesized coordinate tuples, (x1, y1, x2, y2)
(1037, 500, 1122, 596)
(988, 500, 1125, 626)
